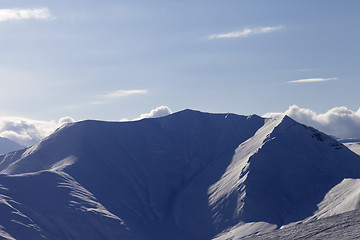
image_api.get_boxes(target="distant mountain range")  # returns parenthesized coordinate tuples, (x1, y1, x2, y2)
(0, 137, 25, 155)
(0, 110, 360, 239)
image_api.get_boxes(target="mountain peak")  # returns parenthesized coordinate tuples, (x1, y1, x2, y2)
(210, 113, 360, 229)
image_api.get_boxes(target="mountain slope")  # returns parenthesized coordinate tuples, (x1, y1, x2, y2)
(241, 209, 360, 240)
(0, 171, 132, 240)
(213, 116, 360, 239)
(0, 137, 24, 155)
(340, 138, 360, 155)
(1, 110, 360, 239)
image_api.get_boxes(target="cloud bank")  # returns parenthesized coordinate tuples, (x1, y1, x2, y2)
(264, 105, 360, 139)
(0, 116, 74, 147)
(209, 25, 284, 39)
(0, 8, 51, 22)
(288, 78, 338, 83)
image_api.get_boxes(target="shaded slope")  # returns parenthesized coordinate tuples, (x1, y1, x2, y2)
(0, 171, 132, 240)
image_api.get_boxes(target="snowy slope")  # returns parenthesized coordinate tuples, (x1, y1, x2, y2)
(0, 171, 132, 240)
(340, 138, 360, 156)
(345, 143, 360, 155)
(1, 110, 360, 239)
(0, 137, 24, 155)
(241, 209, 360, 240)
(215, 179, 360, 240)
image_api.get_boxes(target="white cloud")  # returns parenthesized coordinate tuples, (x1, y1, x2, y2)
(121, 106, 172, 122)
(102, 89, 148, 99)
(288, 78, 338, 83)
(0, 116, 74, 147)
(0, 8, 51, 22)
(58, 116, 75, 126)
(209, 25, 284, 39)
(264, 105, 360, 139)
(139, 106, 172, 119)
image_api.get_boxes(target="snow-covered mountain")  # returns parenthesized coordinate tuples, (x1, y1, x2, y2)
(1, 109, 360, 240)
(0, 137, 25, 155)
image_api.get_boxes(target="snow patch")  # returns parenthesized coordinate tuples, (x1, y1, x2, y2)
(0, 227, 15, 240)
(213, 221, 277, 240)
(49, 156, 77, 172)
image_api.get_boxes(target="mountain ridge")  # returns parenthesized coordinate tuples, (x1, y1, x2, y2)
(1, 109, 360, 239)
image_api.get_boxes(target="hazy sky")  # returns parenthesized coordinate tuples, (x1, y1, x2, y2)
(0, 0, 359, 121)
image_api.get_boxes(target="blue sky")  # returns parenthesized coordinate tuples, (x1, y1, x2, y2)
(0, 0, 359, 122)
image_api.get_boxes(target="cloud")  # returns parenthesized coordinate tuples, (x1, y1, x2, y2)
(102, 89, 148, 99)
(0, 8, 51, 22)
(139, 106, 172, 119)
(0, 116, 74, 147)
(121, 106, 172, 122)
(208, 25, 284, 39)
(288, 78, 338, 83)
(58, 116, 75, 126)
(92, 89, 149, 105)
(264, 105, 360, 139)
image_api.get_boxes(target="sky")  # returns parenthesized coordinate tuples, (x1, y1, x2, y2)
(0, 0, 359, 145)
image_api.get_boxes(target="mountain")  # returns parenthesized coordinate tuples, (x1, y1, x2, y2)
(0, 110, 360, 240)
(0, 137, 25, 155)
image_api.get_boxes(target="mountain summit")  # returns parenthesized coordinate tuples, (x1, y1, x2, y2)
(1, 110, 360, 240)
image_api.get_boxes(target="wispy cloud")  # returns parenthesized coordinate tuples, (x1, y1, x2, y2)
(91, 89, 149, 105)
(102, 89, 148, 99)
(0, 8, 51, 22)
(288, 77, 338, 83)
(208, 25, 284, 39)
